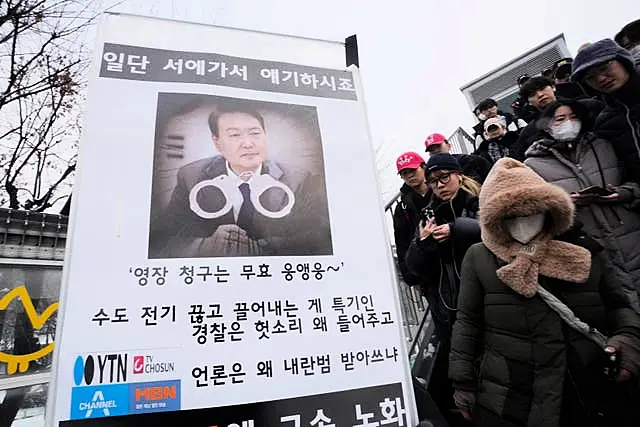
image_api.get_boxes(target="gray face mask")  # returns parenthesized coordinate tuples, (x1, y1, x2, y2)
(504, 213, 545, 244)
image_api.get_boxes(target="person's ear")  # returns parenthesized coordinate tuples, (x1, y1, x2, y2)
(212, 135, 221, 151)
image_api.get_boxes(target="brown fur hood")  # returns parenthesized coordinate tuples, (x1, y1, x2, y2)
(479, 158, 591, 297)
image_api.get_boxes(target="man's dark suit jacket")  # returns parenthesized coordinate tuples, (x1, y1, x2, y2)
(149, 155, 332, 258)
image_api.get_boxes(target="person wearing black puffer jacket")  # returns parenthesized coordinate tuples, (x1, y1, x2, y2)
(572, 39, 640, 185)
(405, 153, 482, 339)
(392, 152, 431, 287)
(473, 117, 520, 163)
(405, 153, 482, 427)
(472, 98, 526, 149)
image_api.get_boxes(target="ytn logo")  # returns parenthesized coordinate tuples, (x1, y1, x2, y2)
(132, 355, 175, 375)
(73, 354, 128, 386)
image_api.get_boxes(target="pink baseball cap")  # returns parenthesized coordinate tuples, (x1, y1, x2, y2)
(396, 152, 425, 173)
(424, 133, 447, 151)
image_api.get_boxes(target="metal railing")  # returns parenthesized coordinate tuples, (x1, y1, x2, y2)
(383, 194, 432, 370)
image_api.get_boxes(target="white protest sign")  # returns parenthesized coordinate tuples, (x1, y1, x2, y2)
(48, 13, 417, 427)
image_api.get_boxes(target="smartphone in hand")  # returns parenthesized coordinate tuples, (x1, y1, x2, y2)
(577, 185, 614, 197)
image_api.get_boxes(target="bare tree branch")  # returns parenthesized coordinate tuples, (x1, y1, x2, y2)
(0, 0, 118, 212)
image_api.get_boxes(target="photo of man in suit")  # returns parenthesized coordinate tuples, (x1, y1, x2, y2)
(148, 101, 332, 258)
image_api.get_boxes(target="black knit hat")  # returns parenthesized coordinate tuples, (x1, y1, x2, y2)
(571, 39, 635, 82)
(426, 153, 462, 174)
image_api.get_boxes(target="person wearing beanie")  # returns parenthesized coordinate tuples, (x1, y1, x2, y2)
(572, 38, 640, 184)
(525, 99, 640, 312)
(404, 153, 483, 425)
(449, 158, 640, 426)
(424, 132, 492, 183)
(392, 152, 431, 288)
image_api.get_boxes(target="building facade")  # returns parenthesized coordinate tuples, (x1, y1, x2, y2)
(460, 34, 571, 113)
(0, 209, 67, 427)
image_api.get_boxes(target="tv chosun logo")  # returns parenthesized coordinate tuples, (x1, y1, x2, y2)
(132, 355, 175, 375)
(73, 354, 128, 386)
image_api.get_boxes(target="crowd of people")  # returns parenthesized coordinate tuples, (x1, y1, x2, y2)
(393, 19, 640, 427)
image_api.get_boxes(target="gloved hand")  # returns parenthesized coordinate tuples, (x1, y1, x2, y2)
(199, 224, 264, 256)
(606, 334, 640, 383)
(453, 389, 475, 421)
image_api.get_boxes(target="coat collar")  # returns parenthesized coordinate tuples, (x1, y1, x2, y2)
(205, 155, 284, 181)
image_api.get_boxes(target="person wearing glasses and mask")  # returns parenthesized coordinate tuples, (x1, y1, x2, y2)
(524, 99, 640, 313)
(572, 39, 640, 185)
(405, 153, 482, 425)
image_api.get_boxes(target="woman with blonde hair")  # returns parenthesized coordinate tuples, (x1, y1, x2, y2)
(405, 153, 483, 424)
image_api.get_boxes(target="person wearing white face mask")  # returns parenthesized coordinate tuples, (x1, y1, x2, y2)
(525, 99, 640, 313)
(449, 158, 640, 426)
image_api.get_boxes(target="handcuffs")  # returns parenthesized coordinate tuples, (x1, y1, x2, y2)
(189, 173, 295, 219)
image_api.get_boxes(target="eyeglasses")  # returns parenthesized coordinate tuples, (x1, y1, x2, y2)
(426, 173, 451, 186)
(584, 61, 614, 83)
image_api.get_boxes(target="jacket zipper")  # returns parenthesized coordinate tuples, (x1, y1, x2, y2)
(620, 101, 640, 160)
(449, 198, 462, 281)
(436, 196, 461, 312)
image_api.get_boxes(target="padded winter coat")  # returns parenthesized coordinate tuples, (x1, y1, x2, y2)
(450, 239, 640, 426)
(525, 133, 640, 311)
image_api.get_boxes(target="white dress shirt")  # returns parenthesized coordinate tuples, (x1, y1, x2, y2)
(225, 163, 262, 222)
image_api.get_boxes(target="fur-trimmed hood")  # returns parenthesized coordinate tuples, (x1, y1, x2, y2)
(479, 158, 591, 297)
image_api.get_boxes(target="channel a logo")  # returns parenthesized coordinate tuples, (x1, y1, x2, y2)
(132, 355, 175, 375)
(73, 354, 128, 386)
(70, 383, 128, 420)
(83, 390, 113, 417)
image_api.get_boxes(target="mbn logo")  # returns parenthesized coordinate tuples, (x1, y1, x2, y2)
(135, 385, 177, 402)
(74, 354, 128, 386)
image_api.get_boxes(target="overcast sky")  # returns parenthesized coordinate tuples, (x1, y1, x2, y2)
(116, 0, 640, 201)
